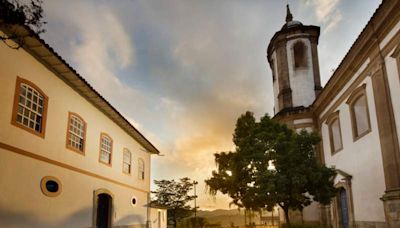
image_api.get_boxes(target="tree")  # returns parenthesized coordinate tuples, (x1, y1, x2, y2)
(0, 0, 46, 49)
(151, 177, 196, 228)
(205, 111, 337, 227)
(205, 112, 264, 212)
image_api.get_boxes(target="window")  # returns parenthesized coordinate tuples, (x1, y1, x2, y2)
(346, 84, 371, 140)
(123, 148, 132, 174)
(138, 158, 145, 180)
(326, 111, 343, 154)
(99, 133, 113, 166)
(11, 77, 48, 138)
(66, 112, 86, 154)
(391, 45, 400, 80)
(293, 41, 307, 68)
(40, 176, 62, 197)
(131, 196, 137, 206)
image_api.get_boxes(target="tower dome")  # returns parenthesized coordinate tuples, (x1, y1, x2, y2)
(281, 4, 303, 30)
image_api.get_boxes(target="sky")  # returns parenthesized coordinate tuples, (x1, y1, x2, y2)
(41, 0, 381, 210)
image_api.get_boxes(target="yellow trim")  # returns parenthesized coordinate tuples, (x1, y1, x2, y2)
(0, 141, 149, 194)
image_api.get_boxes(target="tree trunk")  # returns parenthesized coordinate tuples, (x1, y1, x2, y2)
(283, 207, 291, 228)
(173, 212, 177, 228)
(244, 209, 247, 227)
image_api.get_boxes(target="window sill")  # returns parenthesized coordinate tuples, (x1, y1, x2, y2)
(99, 161, 112, 167)
(66, 145, 85, 156)
(353, 128, 372, 142)
(331, 146, 343, 156)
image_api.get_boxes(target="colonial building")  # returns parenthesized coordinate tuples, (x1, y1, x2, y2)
(267, 1, 400, 227)
(0, 22, 166, 227)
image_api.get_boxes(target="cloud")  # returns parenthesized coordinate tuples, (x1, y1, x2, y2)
(304, 0, 343, 33)
(42, 1, 142, 107)
(40, 0, 285, 210)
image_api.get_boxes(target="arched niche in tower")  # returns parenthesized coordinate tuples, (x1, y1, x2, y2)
(293, 41, 308, 69)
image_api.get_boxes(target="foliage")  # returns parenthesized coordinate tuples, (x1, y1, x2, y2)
(0, 0, 46, 49)
(177, 217, 208, 228)
(205, 111, 337, 226)
(282, 224, 329, 228)
(151, 177, 196, 228)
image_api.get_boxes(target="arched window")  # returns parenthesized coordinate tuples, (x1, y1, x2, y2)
(12, 77, 48, 138)
(122, 148, 132, 174)
(99, 133, 113, 166)
(293, 41, 307, 68)
(138, 158, 145, 180)
(66, 112, 86, 154)
(346, 84, 371, 140)
(326, 111, 343, 154)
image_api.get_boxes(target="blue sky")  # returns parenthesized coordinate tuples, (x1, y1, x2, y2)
(41, 0, 381, 210)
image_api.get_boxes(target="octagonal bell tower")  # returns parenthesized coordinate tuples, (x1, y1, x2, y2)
(267, 5, 322, 116)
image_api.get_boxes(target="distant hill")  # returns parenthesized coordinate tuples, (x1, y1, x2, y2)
(196, 209, 252, 227)
(195, 208, 282, 227)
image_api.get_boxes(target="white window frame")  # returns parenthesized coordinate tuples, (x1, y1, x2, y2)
(123, 148, 132, 174)
(99, 133, 113, 166)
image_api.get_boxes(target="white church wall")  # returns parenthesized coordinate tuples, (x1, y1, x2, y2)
(286, 38, 315, 108)
(321, 77, 386, 223)
(302, 202, 320, 222)
(319, 59, 370, 119)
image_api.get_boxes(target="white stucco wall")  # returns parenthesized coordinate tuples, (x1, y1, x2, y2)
(150, 208, 167, 228)
(0, 35, 153, 227)
(286, 38, 315, 108)
(0, 150, 149, 227)
(321, 76, 386, 222)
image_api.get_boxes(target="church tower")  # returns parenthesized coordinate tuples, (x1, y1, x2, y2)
(266, 6, 325, 224)
(267, 5, 322, 116)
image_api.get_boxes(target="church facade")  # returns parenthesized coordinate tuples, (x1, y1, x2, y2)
(267, 1, 400, 227)
(0, 22, 166, 227)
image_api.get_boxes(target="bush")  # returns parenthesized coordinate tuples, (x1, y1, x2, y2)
(281, 224, 329, 228)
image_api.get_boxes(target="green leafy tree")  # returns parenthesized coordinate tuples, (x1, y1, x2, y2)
(205, 112, 265, 212)
(0, 0, 46, 49)
(151, 178, 196, 228)
(206, 111, 336, 227)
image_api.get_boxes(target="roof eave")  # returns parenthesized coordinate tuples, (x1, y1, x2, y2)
(0, 23, 160, 155)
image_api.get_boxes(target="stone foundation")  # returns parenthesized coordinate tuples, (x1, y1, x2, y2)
(381, 189, 400, 228)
